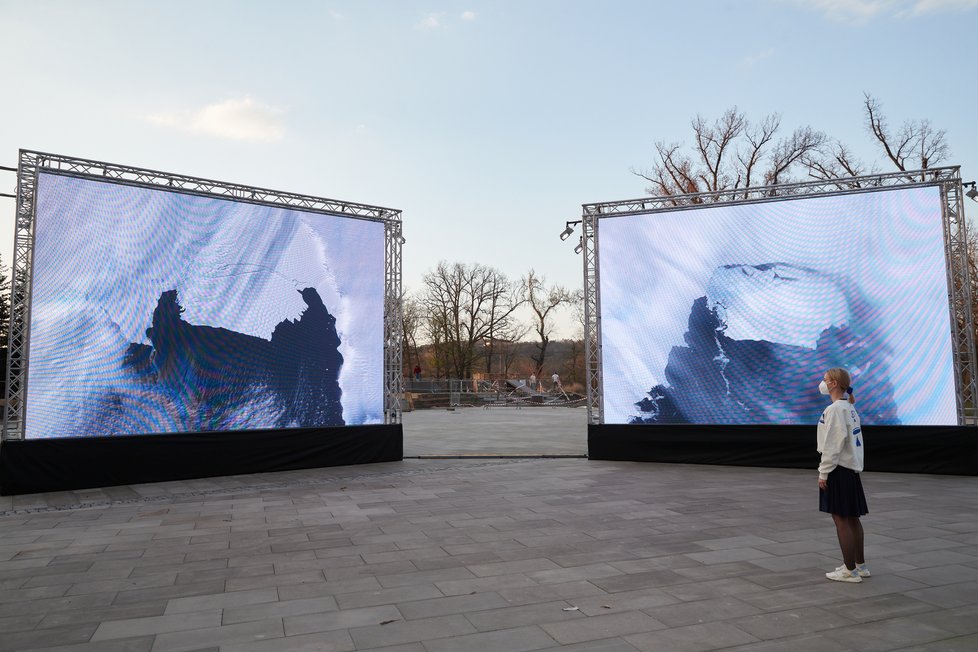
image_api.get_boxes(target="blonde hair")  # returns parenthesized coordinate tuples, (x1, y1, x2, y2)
(826, 367, 855, 404)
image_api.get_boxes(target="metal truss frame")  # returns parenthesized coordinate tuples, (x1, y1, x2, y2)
(940, 179, 977, 423)
(580, 215, 602, 425)
(384, 220, 405, 424)
(581, 166, 977, 426)
(2, 150, 404, 439)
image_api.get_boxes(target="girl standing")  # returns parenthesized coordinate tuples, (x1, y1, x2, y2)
(817, 367, 869, 583)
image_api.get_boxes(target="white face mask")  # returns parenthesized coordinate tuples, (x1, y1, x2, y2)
(818, 380, 830, 395)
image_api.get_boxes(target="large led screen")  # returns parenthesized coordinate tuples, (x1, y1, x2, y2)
(25, 172, 385, 439)
(599, 186, 956, 426)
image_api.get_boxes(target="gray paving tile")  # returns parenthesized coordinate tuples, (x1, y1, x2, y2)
(898, 564, 978, 586)
(164, 588, 279, 615)
(223, 595, 338, 624)
(819, 616, 958, 652)
(496, 580, 608, 606)
(0, 610, 45, 632)
(906, 582, 978, 608)
(284, 604, 401, 636)
(465, 558, 562, 578)
(422, 624, 557, 652)
(645, 596, 763, 627)
(540, 610, 666, 645)
(218, 630, 354, 652)
(374, 566, 475, 588)
(150, 618, 284, 652)
(534, 639, 641, 652)
(277, 576, 382, 601)
(335, 584, 443, 609)
(39, 601, 168, 628)
(0, 624, 99, 652)
(348, 614, 476, 648)
(19, 636, 157, 652)
(589, 569, 688, 593)
(896, 633, 978, 651)
(465, 600, 585, 632)
(624, 621, 759, 651)
(396, 592, 510, 620)
(435, 573, 540, 596)
(92, 610, 222, 640)
(731, 605, 857, 640)
(113, 580, 229, 606)
(821, 593, 941, 624)
(662, 576, 766, 602)
(527, 563, 624, 585)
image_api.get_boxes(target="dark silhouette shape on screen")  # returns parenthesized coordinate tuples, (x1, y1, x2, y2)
(631, 265, 900, 425)
(119, 287, 344, 432)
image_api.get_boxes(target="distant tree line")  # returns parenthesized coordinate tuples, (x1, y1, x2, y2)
(401, 262, 583, 386)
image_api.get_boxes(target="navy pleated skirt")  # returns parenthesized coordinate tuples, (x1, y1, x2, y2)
(819, 466, 869, 517)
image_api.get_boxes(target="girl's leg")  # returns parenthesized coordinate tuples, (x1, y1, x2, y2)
(851, 516, 865, 565)
(831, 513, 856, 569)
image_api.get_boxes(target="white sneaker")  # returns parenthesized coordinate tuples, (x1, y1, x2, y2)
(835, 564, 871, 578)
(826, 567, 862, 583)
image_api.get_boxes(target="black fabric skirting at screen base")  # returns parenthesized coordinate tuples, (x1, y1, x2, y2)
(588, 424, 978, 476)
(0, 424, 403, 495)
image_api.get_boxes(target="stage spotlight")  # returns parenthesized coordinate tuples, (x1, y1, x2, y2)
(967, 185, 978, 202)
(398, 235, 407, 245)
(574, 237, 583, 254)
(559, 224, 575, 241)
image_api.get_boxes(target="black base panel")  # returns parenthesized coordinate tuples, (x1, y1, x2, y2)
(0, 425, 403, 495)
(588, 424, 978, 476)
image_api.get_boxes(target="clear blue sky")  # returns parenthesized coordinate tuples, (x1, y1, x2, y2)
(2, 0, 976, 337)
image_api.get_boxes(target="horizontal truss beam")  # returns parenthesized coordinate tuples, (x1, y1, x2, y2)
(584, 167, 961, 217)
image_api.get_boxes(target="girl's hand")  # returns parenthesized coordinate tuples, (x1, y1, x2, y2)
(818, 478, 827, 490)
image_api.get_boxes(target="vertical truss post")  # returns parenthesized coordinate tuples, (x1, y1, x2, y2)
(384, 216, 404, 424)
(941, 178, 977, 424)
(3, 151, 39, 441)
(582, 206, 602, 425)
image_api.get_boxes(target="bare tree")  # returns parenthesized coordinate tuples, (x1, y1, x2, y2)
(764, 126, 826, 187)
(523, 269, 576, 378)
(803, 140, 869, 184)
(400, 293, 423, 375)
(419, 262, 523, 378)
(864, 93, 949, 179)
(633, 107, 828, 200)
(635, 95, 951, 200)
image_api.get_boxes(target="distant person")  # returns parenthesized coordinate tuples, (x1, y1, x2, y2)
(529, 373, 536, 391)
(817, 367, 869, 583)
(551, 371, 560, 392)
(413, 365, 421, 381)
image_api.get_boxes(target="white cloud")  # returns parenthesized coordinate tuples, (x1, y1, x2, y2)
(805, 0, 892, 21)
(740, 47, 775, 68)
(906, 0, 978, 14)
(146, 97, 286, 143)
(800, 0, 978, 21)
(461, 10, 476, 21)
(417, 12, 445, 29)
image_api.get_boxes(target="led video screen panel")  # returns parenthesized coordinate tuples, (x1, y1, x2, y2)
(599, 186, 956, 426)
(25, 172, 385, 439)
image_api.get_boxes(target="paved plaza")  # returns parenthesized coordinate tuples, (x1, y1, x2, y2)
(0, 409, 976, 651)
(402, 406, 587, 456)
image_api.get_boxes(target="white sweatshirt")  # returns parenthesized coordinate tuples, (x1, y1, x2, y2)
(816, 399, 864, 480)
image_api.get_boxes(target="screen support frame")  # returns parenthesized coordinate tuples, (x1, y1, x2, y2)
(581, 167, 976, 426)
(2, 150, 404, 441)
